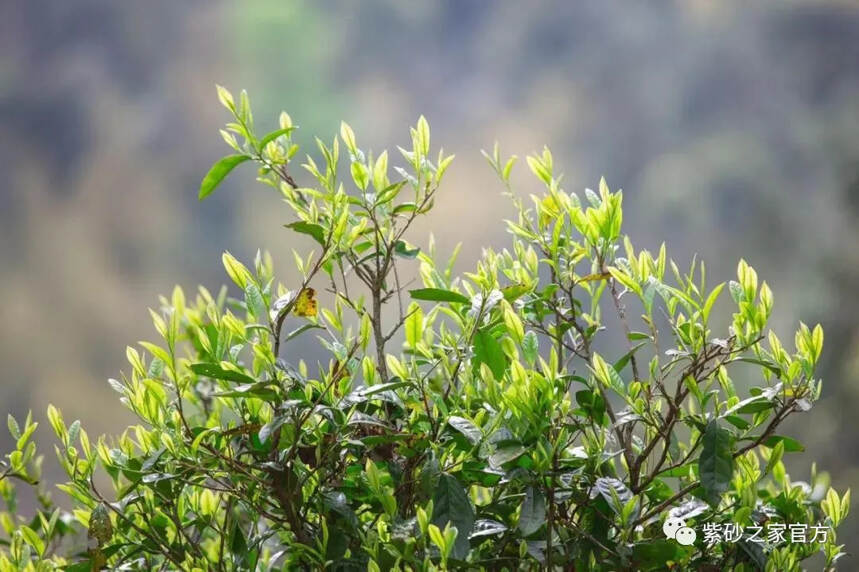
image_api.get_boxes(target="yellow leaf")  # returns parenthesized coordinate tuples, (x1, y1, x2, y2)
(539, 194, 559, 226)
(295, 287, 317, 318)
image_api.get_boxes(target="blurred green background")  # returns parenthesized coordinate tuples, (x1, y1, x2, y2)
(2, 0, 859, 547)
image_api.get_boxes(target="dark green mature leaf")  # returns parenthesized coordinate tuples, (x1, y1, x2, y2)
(762, 435, 804, 452)
(322, 491, 359, 531)
(631, 540, 681, 568)
(258, 415, 287, 444)
(419, 454, 441, 497)
(213, 382, 278, 400)
(613, 342, 646, 373)
(518, 486, 546, 536)
(723, 395, 772, 416)
(190, 363, 256, 384)
(724, 415, 750, 431)
(474, 329, 507, 379)
(199, 155, 250, 199)
(431, 474, 474, 560)
(575, 389, 606, 425)
(738, 540, 767, 569)
(394, 240, 420, 259)
(488, 444, 526, 468)
(734, 357, 782, 376)
(229, 521, 248, 566)
(409, 288, 469, 304)
(285, 221, 326, 246)
(448, 416, 482, 444)
(735, 401, 774, 415)
(699, 421, 735, 505)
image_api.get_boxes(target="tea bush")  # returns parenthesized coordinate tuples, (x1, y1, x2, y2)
(0, 87, 850, 570)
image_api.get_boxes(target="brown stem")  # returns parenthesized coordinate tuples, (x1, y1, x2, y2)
(734, 401, 794, 457)
(89, 477, 186, 569)
(372, 286, 389, 383)
(607, 274, 641, 383)
(630, 341, 734, 491)
(635, 390, 795, 526)
(546, 438, 558, 567)
(549, 267, 564, 373)
(218, 496, 233, 571)
(635, 481, 699, 526)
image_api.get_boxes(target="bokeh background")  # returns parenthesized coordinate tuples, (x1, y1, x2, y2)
(3, 0, 859, 550)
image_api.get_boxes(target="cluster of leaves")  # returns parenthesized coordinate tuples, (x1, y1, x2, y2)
(1, 413, 77, 571)
(0, 87, 850, 570)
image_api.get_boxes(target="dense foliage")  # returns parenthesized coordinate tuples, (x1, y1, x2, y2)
(0, 88, 850, 570)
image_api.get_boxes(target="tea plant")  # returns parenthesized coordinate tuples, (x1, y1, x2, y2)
(0, 87, 849, 570)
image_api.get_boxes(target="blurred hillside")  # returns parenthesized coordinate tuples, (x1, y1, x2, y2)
(2, 0, 859, 548)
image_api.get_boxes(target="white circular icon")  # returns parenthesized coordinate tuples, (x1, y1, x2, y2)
(662, 516, 686, 539)
(675, 526, 697, 546)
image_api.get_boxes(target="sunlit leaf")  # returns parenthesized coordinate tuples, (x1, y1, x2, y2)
(199, 155, 250, 199)
(409, 288, 469, 304)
